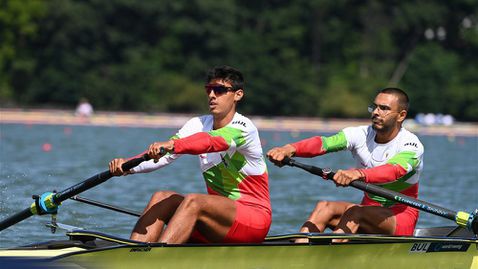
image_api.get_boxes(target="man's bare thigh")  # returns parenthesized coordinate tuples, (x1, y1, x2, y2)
(181, 194, 237, 241)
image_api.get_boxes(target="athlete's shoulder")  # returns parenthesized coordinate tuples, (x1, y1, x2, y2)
(399, 127, 424, 152)
(229, 112, 257, 132)
(183, 115, 213, 126)
(342, 125, 371, 141)
(343, 125, 370, 133)
(177, 115, 213, 137)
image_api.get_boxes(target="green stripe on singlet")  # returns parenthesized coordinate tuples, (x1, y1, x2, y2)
(387, 151, 420, 170)
(368, 151, 420, 207)
(202, 151, 247, 200)
(368, 171, 416, 207)
(209, 127, 246, 147)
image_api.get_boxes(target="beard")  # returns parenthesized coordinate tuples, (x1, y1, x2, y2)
(371, 116, 394, 133)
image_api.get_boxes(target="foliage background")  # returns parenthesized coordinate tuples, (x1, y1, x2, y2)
(1, 0, 477, 120)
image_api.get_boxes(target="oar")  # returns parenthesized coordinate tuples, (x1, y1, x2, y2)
(70, 195, 141, 217)
(282, 157, 478, 234)
(0, 154, 150, 231)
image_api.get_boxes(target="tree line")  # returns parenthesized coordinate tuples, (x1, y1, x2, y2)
(1, 0, 477, 120)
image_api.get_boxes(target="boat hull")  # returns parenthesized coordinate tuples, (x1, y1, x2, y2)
(60, 242, 478, 269)
(1, 229, 477, 269)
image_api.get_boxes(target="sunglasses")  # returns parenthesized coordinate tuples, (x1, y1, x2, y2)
(205, 84, 236, 95)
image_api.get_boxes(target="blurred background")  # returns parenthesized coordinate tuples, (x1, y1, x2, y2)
(0, 0, 477, 120)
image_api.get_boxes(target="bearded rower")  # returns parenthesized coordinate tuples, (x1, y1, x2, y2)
(267, 87, 424, 242)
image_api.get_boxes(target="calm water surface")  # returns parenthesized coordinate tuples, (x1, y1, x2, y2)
(0, 123, 477, 247)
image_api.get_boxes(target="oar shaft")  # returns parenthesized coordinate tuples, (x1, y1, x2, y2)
(349, 180, 458, 221)
(54, 171, 112, 203)
(0, 154, 150, 232)
(0, 208, 33, 231)
(284, 157, 475, 232)
(56, 155, 149, 203)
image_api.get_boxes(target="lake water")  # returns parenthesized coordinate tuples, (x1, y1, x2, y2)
(0, 123, 477, 247)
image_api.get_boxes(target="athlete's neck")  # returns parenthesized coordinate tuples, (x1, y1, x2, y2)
(213, 110, 236, 130)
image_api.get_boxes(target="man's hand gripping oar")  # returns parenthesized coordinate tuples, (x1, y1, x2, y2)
(281, 157, 478, 235)
(0, 154, 151, 232)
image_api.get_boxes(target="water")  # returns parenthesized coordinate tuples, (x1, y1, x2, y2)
(0, 123, 477, 247)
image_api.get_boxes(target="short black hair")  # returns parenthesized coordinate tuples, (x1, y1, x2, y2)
(206, 65, 244, 90)
(379, 87, 409, 111)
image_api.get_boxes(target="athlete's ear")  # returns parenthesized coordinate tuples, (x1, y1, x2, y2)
(397, 110, 407, 123)
(234, 89, 244, 102)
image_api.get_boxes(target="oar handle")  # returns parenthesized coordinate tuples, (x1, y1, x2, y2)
(123, 154, 152, 171)
(283, 157, 335, 180)
(282, 157, 478, 234)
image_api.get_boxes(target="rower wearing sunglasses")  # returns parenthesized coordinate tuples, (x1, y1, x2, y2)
(109, 66, 271, 244)
(267, 88, 424, 242)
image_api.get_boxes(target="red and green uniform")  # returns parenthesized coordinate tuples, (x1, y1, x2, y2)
(131, 112, 271, 242)
(292, 126, 424, 235)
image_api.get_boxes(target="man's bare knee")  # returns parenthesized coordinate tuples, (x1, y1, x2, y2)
(144, 191, 183, 213)
(306, 201, 334, 226)
(314, 200, 331, 210)
(311, 200, 334, 216)
(179, 194, 202, 213)
(150, 190, 180, 202)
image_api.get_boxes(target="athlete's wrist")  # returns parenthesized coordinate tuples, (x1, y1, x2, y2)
(167, 140, 175, 153)
(284, 144, 296, 157)
(356, 169, 366, 181)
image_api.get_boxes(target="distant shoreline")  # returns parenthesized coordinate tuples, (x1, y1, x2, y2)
(1, 108, 477, 137)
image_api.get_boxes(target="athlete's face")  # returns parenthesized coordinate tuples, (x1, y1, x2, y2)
(370, 93, 406, 132)
(205, 79, 243, 117)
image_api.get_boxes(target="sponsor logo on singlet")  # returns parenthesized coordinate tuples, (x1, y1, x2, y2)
(404, 142, 418, 148)
(232, 120, 247, 127)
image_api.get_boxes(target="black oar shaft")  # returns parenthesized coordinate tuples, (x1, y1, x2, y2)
(55, 155, 148, 203)
(284, 157, 475, 231)
(0, 208, 33, 231)
(70, 195, 141, 217)
(54, 171, 112, 203)
(0, 154, 150, 232)
(349, 180, 457, 221)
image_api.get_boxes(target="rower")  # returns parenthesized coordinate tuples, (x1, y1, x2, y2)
(109, 66, 271, 244)
(267, 88, 424, 242)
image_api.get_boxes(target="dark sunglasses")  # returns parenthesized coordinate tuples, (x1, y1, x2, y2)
(205, 85, 236, 95)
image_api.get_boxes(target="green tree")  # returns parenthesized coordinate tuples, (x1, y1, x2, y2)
(1, 0, 476, 120)
(0, 0, 46, 104)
